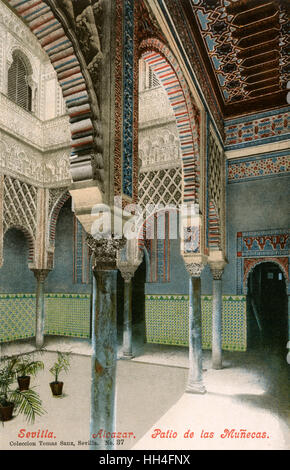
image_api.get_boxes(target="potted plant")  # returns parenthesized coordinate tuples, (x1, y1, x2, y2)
(49, 352, 71, 397)
(16, 353, 44, 391)
(0, 356, 45, 423)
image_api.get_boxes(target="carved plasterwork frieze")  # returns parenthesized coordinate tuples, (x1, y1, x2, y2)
(0, 131, 71, 187)
(43, 154, 71, 187)
(0, 94, 71, 152)
(139, 87, 175, 125)
(139, 128, 180, 170)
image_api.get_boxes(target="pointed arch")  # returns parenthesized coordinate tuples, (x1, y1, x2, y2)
(244, 257, 289, 294)
(3, 225, 35, 265)
(48, 190, 71, 244)
(7, 0, 99, 175)
(139, 38, 201, 204)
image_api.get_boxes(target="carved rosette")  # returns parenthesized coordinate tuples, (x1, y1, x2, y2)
(86, 234, 126, 271)
(185, 263, 205, 278)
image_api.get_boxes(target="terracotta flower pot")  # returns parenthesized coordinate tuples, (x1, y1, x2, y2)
(17, 376, 30, 391)
(0, 402, 14, 422)
(50, 381, 63, 396)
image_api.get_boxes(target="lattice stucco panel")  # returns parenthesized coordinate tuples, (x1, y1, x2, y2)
(208, 131, 225, 251)
(138, 166, 182, 208)
(3, 175, 37, 237)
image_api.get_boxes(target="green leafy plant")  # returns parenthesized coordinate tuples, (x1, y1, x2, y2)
(16, 354, 44, 379)
(49, 352, 71, 383)
(0, 356, 45, 423)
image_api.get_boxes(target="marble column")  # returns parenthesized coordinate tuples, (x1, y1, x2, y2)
(210, 267, 224, 370)
(185, 263, 206, 394)
(90, 268, 117, 450)
(121, 273, 134, 359)
(86, 235, 125, 451)
(32, 269, 50, 350)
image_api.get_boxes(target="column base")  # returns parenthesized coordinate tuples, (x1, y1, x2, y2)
(212, 363, 223, 370)
(185, 382, 207, 394)
(120, 353, 135, 360)
(35, 339, 44, 350)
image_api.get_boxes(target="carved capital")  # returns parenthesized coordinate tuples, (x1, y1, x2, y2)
(86, 234, 126, 271)
(209, 259, 227, 280)
(32, 269, 51, 283)
(118, 266, 136, 283)
(210, 267, 224, 280)
(185, 263, 205, 278)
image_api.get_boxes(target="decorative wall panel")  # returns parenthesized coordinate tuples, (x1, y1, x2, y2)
(145, 294, 247, 351)
(0, 293, 35, 342)
(0, 293, 91, 342)
(145, 294, 189, 346)
(225, 108, 290, 150)
(228, 150, 290, 184)
(44, 294, 91, 338)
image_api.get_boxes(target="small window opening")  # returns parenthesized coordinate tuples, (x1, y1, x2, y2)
(8, 54, 32, 112)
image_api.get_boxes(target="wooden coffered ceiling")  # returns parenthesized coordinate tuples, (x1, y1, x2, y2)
(179, 0, 289, 118)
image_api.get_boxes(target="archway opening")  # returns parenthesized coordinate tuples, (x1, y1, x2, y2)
(247, 262, 288, 355)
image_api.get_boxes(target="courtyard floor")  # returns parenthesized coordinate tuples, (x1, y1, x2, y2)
(0, 332, 289, 451)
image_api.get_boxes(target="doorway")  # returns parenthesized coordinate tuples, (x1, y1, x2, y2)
(247, 262, 288, 354)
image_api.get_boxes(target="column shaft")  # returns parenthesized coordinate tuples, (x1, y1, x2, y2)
(33, 270, 49, 349)
(186, 276, 206, 394)
(122, 279, 133, 359)
(212, 278, 222, 369)
(35, 279, 45, 349)
(90, 269, 118, 450)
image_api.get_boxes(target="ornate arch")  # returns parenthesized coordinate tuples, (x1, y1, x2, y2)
(139, 38, 201, 205)
(3, 224, 35, 265)
(244, 257, 289, 294)
(7, 0, 101, 180)
(7, 47, 33, 75)
(48, 189, 71, 245)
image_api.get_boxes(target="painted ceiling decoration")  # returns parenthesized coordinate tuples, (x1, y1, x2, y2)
(181, 0, 289, 117)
